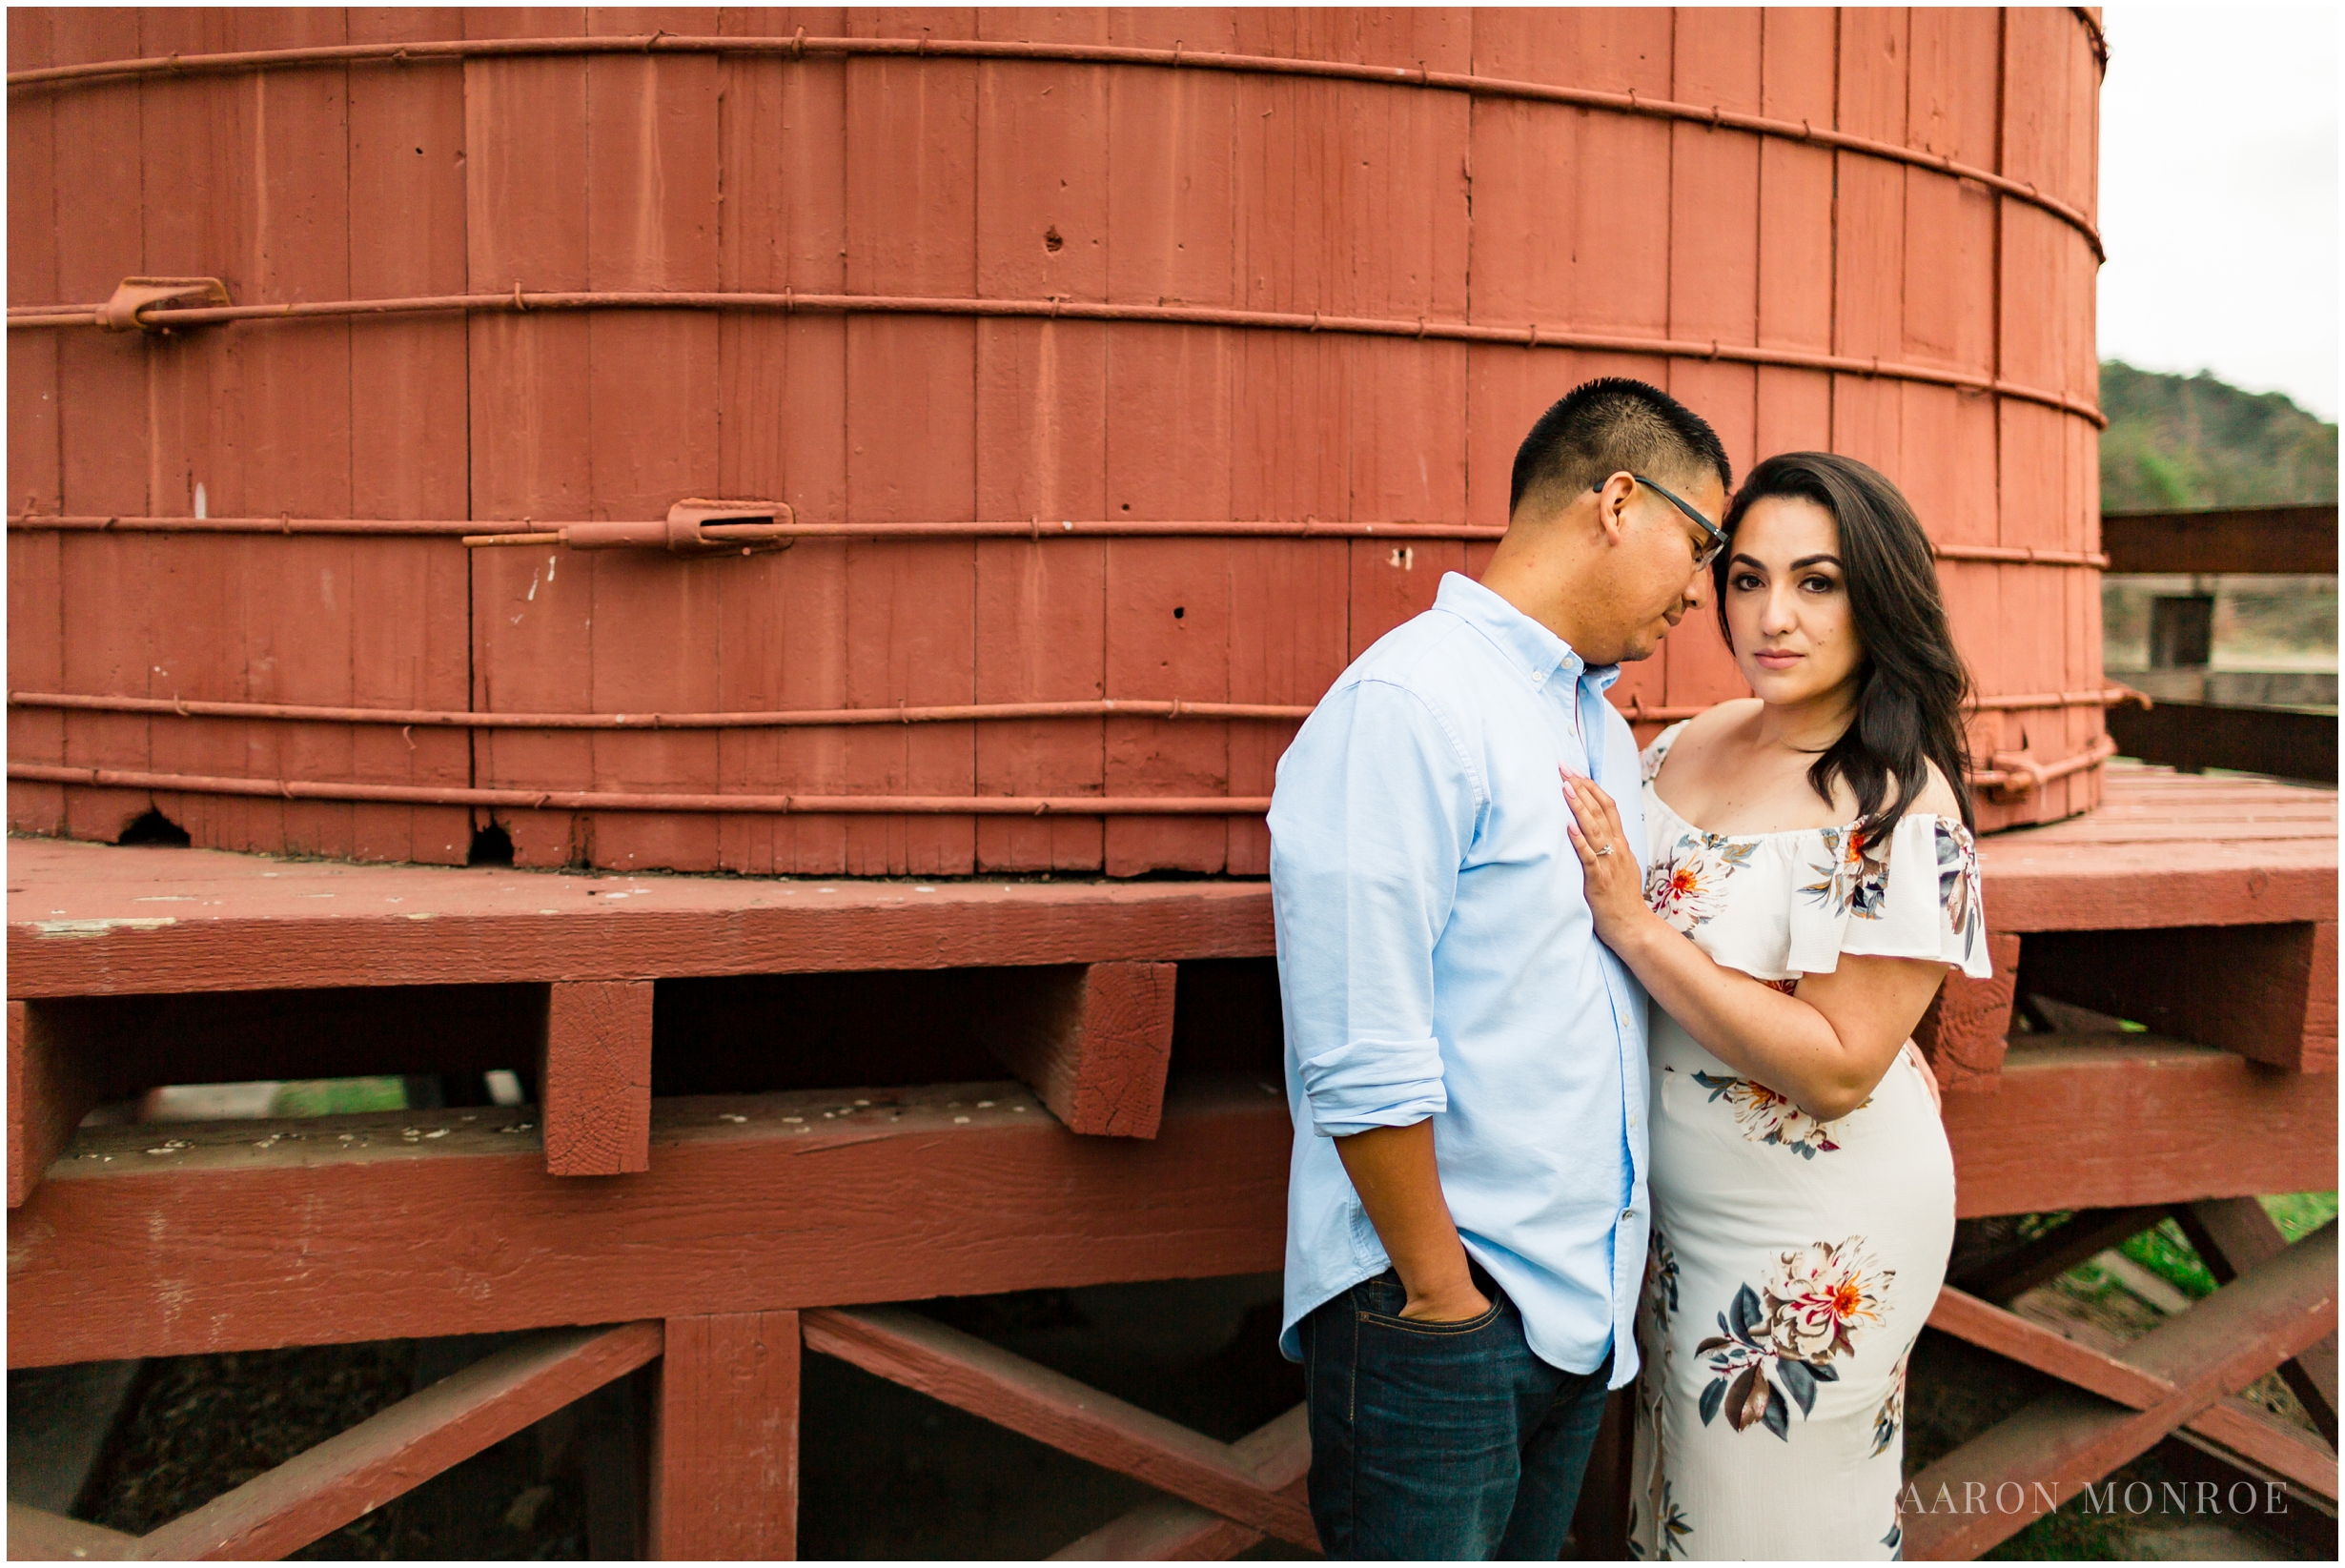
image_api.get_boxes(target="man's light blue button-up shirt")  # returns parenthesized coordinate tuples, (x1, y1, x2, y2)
(1268, 572, 1650, 1387)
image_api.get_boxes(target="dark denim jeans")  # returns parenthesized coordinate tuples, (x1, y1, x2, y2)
(1299, 1263, 1614, 1561)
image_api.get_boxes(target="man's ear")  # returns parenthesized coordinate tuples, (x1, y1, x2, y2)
(1591, 471, 1637, 546)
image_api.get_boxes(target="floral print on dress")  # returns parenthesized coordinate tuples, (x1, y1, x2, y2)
(1646, 1229, 1682, 1333)
(1872, 1345, 1910, 1458)
(1691, 1070, 1861, 1158)
(1694, 1238, 1893, 1441)
(1646, 831, 1759, 934)
(1934, 820, 1982, 962)
(1801, 825, 1892, 920)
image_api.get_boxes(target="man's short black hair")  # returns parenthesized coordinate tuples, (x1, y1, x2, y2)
(1508, 377, 1732, 516)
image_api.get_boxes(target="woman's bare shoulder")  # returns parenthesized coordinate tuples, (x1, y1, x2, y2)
(1906, 759, 1966, 824)
(1677, 698, 1762, 748)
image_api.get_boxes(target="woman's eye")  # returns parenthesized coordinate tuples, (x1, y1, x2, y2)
(1802, 575, 1837, 593)
(1730, 573, 1763, 591)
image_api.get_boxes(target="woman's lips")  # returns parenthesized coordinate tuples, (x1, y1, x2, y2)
(1753, 649, 1803, 668)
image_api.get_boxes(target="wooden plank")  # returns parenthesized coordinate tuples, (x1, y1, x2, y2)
(1928, 1284, 2174, 1410)
(1049, 1404, 1310, 1561)
(464, 7, 596, 871)
(2176, 1197, 2339, 1444)
(7, 1000, 100, 1209)
(1947, 1204, 2172, 1306)
(2103, 505, 2338, 576)
(2184, 1395, 2337, 1502)
(6, 838, 1275, 997)
(802, 1305, 1316, 1548)
(7, 1075, 1289, 1368)
(345, 6, 472, 867)
(1942, 1040, 2335, 1218)
(136, 1321, 662, 1561)
(1903, 1224, 2337, 1559)
(2024, 923, 2336, 1073)
(5, 1502, 137, 1561)
(1929, 1286, 2338, 1502)
(649, 1310, 799, 1560)
(2108, 702, 2339, 786)
(1912, 930, 2020, 1091)
(541, 980, 653, 1176)
(972, 962, 1177, 1138)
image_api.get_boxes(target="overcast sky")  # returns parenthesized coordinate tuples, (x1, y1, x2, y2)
(2097, 6, 2338, 419)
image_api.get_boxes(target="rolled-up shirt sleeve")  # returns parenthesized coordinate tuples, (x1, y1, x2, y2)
(1269, 676, 1482, 1138)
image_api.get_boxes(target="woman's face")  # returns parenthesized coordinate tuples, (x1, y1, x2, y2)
(1723, 495, 1866, 707)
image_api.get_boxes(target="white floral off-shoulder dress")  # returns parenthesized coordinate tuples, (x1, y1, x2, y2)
(1626, 721, 1992, 1561)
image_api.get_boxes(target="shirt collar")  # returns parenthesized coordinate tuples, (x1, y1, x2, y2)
(1434, 572, 1621, 695)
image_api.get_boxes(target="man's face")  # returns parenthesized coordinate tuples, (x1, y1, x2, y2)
(1601, 470, 1728, 664)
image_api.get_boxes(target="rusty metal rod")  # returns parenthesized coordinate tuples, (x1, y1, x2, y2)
(2, 33, 2103, 258)
(6, 513, 1506, 542)
(10, 748, 2111, 809)
(5, 763, 1270, 816)
(1977, 734, 2120, 795)
(7, 693, 1317, 727)
(3, 291, 2106, 427)
(10, 688, 2138, 732)
(3, 513, 2113, 559)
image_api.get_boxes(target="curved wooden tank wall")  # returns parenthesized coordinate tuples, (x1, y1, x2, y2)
(6, 8, 2105, 876)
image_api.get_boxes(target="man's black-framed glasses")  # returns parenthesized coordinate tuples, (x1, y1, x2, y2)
(1621, 472, 1727, 572)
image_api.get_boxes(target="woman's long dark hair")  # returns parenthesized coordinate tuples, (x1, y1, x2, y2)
(1712, 453, 1976, 835)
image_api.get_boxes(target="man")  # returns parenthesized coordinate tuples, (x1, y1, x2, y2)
(1268, 378, 1733, 1559)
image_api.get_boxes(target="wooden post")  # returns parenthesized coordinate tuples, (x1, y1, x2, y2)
(8, 1000, 102, 1208)
(971, 962, 1178, 1137)
(1912, 932, 2021, 1092)
(650, 1311, 801, 1560)
(540, 980, 654, 1175)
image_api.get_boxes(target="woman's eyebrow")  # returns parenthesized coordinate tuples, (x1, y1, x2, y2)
(1789, 553, 1844, 569)
(1728, 552, 1768, 571)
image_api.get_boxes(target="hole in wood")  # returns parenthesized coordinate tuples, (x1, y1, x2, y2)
(116, 807, 191, 848)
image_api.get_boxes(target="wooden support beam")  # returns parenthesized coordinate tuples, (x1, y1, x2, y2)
(2175, 1197, 2340, 1443)
(135, 1322, 662, 1560)
(803, 1307, 1316, 1549)
(971, 963, 1177, 1137)
(2107, 703, 2339, 786)
(1912, 933, 2021, 1092)
(2101, 503, 2338, 576)
(8, 1000, 102, 1208)
(1928, 1285, 2174, 1409)
(6, 1502, 137, 1561)
(649, 1311, 799, 1561)
(1903, 1223, 2337, 1560)
(8, 1076, 1290, 1368)
(1947, 1205, 2173, 1305)
(540, 981, 653, 1176)
(2025, 923, 2338, 1073)
(2184, 1395, 2339, 1502)
(1942, 1039, 2335, 1217)
(1048, 1406, 1311, 1561)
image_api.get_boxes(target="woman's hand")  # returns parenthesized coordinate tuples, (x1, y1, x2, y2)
(1562, 773, 1658, 949)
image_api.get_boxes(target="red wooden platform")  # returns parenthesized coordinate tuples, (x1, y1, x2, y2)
(6, 763, 2335, 1558)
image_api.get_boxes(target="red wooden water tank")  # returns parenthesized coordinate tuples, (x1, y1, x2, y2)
(7, 8, 2107, 876)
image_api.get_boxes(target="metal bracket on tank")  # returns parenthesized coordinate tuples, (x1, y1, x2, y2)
(462, 500, 796, 556)
(95, 276, 232, 332)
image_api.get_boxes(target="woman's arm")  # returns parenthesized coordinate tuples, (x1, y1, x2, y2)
(1563, 775, 1947, 1120)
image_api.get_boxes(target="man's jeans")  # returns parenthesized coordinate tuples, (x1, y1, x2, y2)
(1299, 1263, 1614, 1560)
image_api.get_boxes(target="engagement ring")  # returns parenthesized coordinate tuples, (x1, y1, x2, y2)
(1594, 845, 1614, 857)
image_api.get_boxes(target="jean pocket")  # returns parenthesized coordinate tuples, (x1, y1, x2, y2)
(1355, 1292, 1507, 1337)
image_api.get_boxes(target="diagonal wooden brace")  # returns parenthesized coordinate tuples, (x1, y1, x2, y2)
(2174, 1196, 2339, 1444)
(80, 1321, 663, 1560)
(803, 1305, 1316, 1549)
(1049, 1404, 1311, 1559)
(1904, 1222, 2337, 1560)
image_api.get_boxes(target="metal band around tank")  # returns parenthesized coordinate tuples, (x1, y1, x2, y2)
(3, 32, 2107, 259)
(4, 290, 2107, 426)
(5, 688, 2145, 732)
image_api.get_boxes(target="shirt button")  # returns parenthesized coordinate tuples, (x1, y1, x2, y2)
(1621, 1208, 1636, 1223)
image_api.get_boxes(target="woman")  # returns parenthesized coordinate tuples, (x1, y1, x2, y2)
(1560, 453, 1991, 1559)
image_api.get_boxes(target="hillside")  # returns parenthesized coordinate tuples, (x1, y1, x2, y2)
(2099, 362, 2337, 511)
